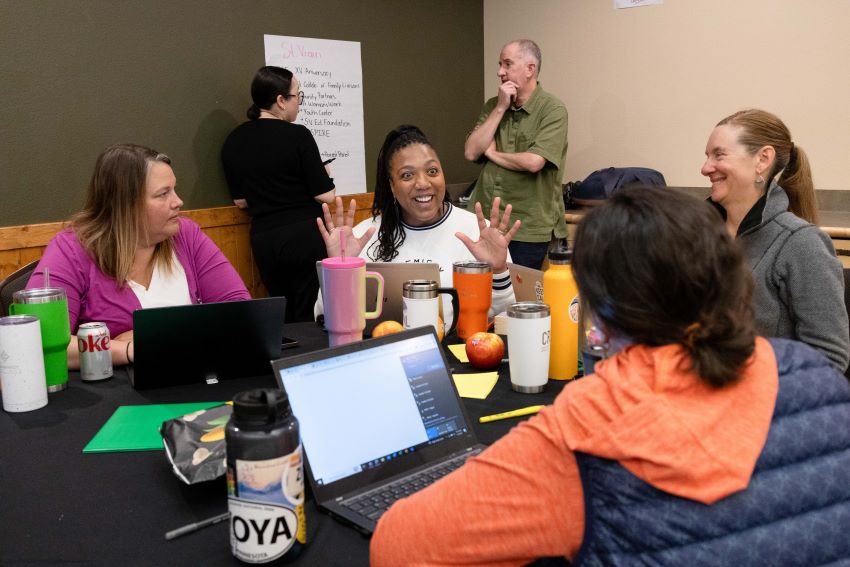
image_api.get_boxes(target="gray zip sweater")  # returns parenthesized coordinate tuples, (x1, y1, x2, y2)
(730, 183, 849, 370)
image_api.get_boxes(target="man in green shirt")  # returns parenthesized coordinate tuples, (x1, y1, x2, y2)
(464, 39, 568, 269)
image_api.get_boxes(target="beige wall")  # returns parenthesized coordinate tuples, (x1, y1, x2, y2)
(483, 0, 850, 189)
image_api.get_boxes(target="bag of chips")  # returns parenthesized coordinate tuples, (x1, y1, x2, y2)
(160, 403, 232, 484)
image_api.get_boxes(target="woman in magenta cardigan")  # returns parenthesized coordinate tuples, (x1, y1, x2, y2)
(27, 143, 250, 369)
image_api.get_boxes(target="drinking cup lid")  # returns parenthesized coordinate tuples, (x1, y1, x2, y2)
(452, 261, 491, 274)
(0, 314, 40, 326)
(403, 279, 438, 292)
(232, 388, 292, 428)
(321, 256, 366, 269)
(12, 287, 67, 304)
(507, 301, 550, 319)
(403, 279, 439, 298)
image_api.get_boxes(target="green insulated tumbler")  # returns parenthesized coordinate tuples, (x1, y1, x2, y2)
(10, 288, 71, 392)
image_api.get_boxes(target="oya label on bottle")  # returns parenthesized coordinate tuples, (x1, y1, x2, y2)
(227, 446, 306, 563)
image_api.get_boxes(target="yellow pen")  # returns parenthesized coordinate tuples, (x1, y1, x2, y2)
(479, 405, 544, 423)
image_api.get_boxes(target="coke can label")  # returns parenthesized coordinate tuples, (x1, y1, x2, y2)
(78, 322, 113, 381)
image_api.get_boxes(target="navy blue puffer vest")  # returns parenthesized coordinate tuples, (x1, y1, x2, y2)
(573, 339, 850, 566)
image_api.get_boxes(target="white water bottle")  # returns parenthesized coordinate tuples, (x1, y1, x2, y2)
(0, 315, 48, 412)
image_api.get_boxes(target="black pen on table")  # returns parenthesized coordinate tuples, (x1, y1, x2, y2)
(165, 511, 230, 541)
(322, 158, 336, 165)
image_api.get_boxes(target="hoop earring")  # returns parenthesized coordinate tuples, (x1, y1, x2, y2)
(755, 174, 765, 185)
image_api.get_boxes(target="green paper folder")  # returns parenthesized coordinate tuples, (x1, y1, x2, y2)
(83, 402, 224, 453)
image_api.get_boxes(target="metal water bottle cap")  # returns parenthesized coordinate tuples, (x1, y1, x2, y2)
(13, 287, 67, 304)
(507, 301, 551, 319)
(452, 261, 491, 273)
(402, 279, 439, 299)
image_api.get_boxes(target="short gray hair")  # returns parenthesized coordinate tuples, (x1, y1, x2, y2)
(511, 39, 542, 77)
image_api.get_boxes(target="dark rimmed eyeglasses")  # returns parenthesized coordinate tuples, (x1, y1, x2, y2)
(284, 91, 305, 104)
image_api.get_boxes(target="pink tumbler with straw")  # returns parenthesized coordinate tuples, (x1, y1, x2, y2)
(321, 257, 384, 346)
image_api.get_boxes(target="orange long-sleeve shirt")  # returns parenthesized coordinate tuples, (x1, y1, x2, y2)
(371, 338, 778, 566)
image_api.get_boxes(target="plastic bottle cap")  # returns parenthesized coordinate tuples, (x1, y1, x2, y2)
(232, 388, 292, 428)
(547, 249, 572, 264)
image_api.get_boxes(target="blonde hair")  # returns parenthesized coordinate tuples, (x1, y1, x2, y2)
(718, 109, 817, 224)
(72, 143, 175, 283)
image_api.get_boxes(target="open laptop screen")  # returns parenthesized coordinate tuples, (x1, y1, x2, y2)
(274, 328, 474, 494)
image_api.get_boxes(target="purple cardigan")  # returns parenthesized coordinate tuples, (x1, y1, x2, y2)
(27, 217, 251, 335)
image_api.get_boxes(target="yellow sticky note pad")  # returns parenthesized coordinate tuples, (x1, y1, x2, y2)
(448, 343, 469, 363)
(452, 372, 499, 399)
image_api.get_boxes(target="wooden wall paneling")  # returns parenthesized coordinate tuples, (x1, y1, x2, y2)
(0, 195, 376, 285)
(0, 250, 23, 280)
(250, 259, 267, 299)
(209, 225, 239, 267)
(182, 206, 250, 230)
(0, 221, 69, 251)
(231, 225, 256, 292)
(20, 247, 45, 265)
(832, 239, 850, 268)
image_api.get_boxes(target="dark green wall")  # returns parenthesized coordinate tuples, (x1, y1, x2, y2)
(0, 1, 483, 225)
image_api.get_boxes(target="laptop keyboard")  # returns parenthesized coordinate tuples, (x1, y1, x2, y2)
(341, 449, 481, 522)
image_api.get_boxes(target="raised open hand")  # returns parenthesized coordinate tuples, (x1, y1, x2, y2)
(454, 197, 520, 273)
(316, 197, 375, 258)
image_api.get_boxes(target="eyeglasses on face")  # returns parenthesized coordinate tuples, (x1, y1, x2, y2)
(285, 91, 305, 104)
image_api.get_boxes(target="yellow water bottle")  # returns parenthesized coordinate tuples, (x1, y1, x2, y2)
(543, 244, 579, 380)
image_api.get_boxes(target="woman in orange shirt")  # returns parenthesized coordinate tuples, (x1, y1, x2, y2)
(370, 187, 850, 566)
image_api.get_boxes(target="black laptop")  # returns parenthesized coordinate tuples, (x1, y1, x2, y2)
(130, 297, 287, 389)
(271, 326, 485, 534)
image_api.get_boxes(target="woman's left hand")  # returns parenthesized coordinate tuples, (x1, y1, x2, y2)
(455, 197, 520, 273)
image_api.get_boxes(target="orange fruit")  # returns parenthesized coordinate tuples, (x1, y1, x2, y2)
(373, 320, 404, 337)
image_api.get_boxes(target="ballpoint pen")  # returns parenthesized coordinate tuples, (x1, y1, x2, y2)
(165, 511, 230, 541)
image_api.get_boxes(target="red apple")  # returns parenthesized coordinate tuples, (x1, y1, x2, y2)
(465, 332, 505, 370)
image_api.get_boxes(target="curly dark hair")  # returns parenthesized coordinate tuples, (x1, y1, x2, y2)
(572, 187, 756, 387)
(369, 125, 451, 261)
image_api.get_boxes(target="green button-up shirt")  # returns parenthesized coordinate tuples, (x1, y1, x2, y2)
(468, 85, 568, 242)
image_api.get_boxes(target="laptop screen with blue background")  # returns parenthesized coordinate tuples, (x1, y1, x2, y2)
(275, 332, 470, 486)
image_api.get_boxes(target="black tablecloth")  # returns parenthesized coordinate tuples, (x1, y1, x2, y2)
(1, 323, 567, 566)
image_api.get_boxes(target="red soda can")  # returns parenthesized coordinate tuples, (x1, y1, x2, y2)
(78, 322, 113, 381)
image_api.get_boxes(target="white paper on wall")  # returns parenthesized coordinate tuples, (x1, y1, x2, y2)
(264, 35, 367, 195)
(614, 0, 663, 8)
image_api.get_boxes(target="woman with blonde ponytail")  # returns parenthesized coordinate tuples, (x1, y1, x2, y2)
(701, 109, 848, 370)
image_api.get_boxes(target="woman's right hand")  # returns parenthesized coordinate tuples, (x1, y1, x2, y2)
(316, 197, 375, 258)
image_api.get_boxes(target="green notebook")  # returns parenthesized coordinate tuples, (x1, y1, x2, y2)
(83, 402, 224, 453)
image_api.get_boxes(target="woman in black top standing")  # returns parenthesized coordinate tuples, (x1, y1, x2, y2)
(222, 66, 335, 322)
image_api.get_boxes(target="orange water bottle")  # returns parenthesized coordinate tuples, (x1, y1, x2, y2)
(543, 243, 579, 380)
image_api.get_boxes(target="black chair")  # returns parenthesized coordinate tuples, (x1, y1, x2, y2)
(0, 260, 39, 316)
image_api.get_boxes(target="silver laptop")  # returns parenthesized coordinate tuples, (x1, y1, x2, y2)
(271, 326, 484, 534)
(508, 262, 544, 302)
